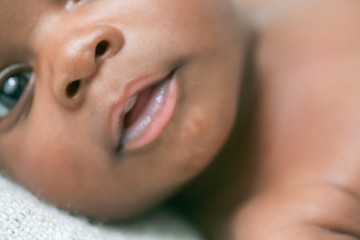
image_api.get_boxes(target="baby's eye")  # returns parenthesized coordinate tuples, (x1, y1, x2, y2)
(0, 70, 32, 118)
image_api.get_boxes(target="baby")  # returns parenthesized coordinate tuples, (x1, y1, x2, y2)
(1, 0, 360, 239)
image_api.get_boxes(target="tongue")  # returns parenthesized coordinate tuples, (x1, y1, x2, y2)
(124, 85, 156, 128)
(121, 75, 177, 151)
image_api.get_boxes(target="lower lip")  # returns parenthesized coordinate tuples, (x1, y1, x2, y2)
(120, 73, 178, 151)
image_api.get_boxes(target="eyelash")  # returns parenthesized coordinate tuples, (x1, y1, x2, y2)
(0, 63, 34, 128)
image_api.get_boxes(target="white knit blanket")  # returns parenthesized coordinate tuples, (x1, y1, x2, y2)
(0, 175, 203, 240)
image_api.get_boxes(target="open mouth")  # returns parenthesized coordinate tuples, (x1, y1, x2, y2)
(116, 70, 178, 151)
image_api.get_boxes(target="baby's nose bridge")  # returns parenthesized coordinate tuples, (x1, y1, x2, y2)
(40, 24, 125, 109)
(59, 26, 123, 79)
(60, 32, 98, 80)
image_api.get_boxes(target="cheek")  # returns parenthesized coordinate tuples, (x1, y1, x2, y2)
(13, 133, 83, 197)
(7, 119, 107, 205)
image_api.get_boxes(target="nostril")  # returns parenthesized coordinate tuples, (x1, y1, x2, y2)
(95, 40, 110, 58)
(66, 80, 81, 98)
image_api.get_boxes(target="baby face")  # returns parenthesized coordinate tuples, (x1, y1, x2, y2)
(0, 0, 245, 219)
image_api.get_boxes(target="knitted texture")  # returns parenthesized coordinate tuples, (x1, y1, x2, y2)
(0, 175, 203, 240)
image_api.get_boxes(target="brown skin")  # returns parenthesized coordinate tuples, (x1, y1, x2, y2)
(2, 0, 360, 240)
(0, 0, 245, 220)
(194, 0, 360, 239)
(175, 0, 360, 239)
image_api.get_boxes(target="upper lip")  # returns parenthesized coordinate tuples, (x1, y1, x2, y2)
(110, 70, 174, 149)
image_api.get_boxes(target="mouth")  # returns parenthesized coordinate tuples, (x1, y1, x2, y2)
(112, 70, 178, 152)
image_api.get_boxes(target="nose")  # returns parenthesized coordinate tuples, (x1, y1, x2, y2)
(50, 25, 124, 109)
